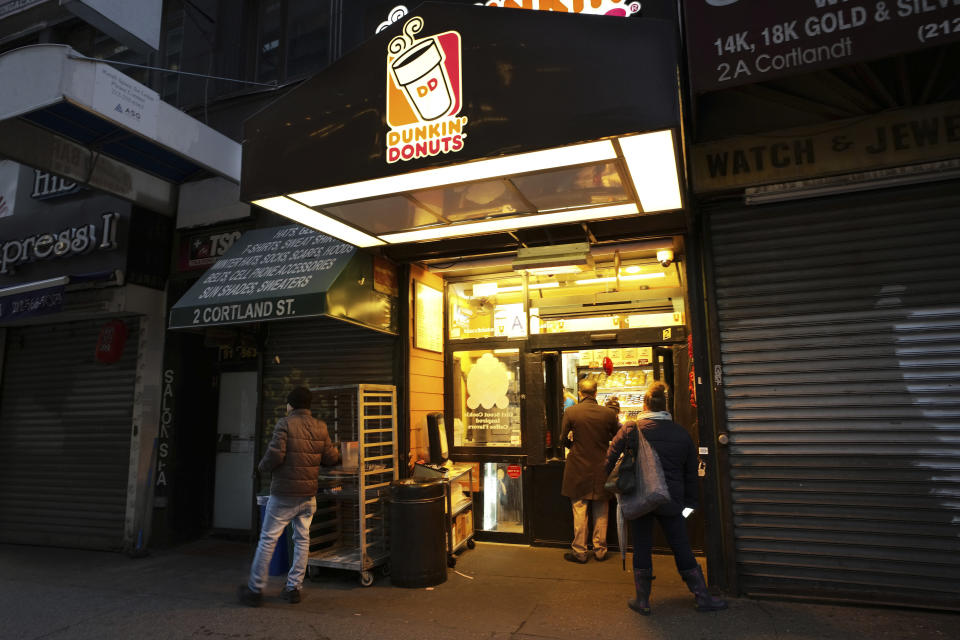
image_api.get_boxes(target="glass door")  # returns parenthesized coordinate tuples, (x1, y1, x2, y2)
(446, 344, 528, 541)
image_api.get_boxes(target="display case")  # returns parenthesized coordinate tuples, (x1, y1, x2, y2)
(306, 384, 398, 587)
(578, 365, 655, 423)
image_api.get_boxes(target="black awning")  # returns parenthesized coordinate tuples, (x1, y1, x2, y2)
(169, 225, 397, 333)
(241, 3, 681, 202)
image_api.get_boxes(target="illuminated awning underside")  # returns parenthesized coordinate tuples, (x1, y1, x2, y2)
(242, 4, 683, 248)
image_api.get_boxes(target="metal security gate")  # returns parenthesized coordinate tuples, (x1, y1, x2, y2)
(261, 318, 398, 438)
(706, 182, 960, 610)
(0, 318, 139, 550)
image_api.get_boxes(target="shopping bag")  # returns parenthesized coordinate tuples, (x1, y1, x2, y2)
(619, 428, 670, 520)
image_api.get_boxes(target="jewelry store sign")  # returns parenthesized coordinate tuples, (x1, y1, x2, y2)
(692, 100, 960, 191)
(684, 0, 960, 94)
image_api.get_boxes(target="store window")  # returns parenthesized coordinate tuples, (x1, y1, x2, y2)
(450, 348, 521, 448)
(447, 257, 684, 340)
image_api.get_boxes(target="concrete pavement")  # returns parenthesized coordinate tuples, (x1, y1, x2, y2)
(0, 538, 955, 639)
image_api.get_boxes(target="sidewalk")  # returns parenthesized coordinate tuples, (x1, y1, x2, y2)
(0, 538, 955, 640)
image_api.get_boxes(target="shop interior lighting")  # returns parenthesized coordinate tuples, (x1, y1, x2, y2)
(512, 242, 593, 274)
(618, 130, 683, 213)
(379, 202, 639, 243)
(495, 282, 561, 293)
(574, 272, 666, 285)
(252, 196, 385, 247)
(289, 140, 618, 208)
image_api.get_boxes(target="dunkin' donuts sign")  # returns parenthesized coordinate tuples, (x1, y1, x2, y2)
(386, 17, 467, 164)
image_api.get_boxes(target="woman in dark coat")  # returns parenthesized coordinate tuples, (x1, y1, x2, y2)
(604, 381, 727, 615)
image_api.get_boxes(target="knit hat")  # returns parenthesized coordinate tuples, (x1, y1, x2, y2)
(605, 397, 620, 414)
(287, 386, 312, 410)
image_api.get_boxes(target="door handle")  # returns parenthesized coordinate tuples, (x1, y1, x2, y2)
(717, 433, 729, 446)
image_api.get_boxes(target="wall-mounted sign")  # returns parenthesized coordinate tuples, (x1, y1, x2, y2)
(414, 280, 443, 352)
(386, 16, 467, 164)
(178, 228, 244, 271)
(0, 280, 65, 321)
(92, 63, 160, 138)
(0, 212, 119, 275)
(373, 256, 400, 297)
(684, 0, 960, 94)
(95, 319, 129, 364)
(692, 100, 960, 192)
(480, 0, 640, 16)
(31, 170, 81, 200)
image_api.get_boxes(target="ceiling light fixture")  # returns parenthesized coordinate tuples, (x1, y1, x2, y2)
(496, 282, 561, 293)
(512, 242, 594, 274)
(618, 130, 683, 213)
(252, 196, 385, 247)
(289, 140, 618, 208)
(575, 272, 666, 285)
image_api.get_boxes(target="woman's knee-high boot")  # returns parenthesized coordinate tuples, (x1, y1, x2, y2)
(628, 568, 654, 615)
(679, 565, 728, 612)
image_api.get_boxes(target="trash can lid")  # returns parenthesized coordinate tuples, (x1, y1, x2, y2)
(391, 478, 445, 500)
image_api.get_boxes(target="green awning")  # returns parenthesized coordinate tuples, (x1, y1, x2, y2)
(169, 225, 396, 333)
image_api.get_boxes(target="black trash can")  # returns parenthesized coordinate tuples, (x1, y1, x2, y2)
(389, 479, 447, 588)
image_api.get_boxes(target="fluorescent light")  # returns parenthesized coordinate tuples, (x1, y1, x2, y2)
(524, 265, 586, 275)
(289, 140, 618, 207)
(575, 273, 666, 285)
(624, 265, 642, 274)
(472, 282, 499, 297)
(496, 282, 561, 293)
(252, 196, 384, 247)
(619, 130, 682, 213)
(379, 202, 638, 243)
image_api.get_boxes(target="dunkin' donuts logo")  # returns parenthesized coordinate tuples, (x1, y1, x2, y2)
(386, 17, 467, 164)
(480, 1, 641, 16)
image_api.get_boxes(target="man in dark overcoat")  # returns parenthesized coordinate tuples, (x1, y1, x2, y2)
(560, 378, 619, 562)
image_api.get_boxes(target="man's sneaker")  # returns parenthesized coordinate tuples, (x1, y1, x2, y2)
(281, 586, 301, 604)
(594, 552, 609, 562)
(563, 552, 588, 564)
(237, 585, 262, 607)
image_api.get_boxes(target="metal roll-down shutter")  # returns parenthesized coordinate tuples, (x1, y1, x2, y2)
(0, 318, 139, 550)
(707, 182, 960, 610)
(261, 317, 398, 433)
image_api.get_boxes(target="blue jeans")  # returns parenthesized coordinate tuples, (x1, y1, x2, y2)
(631, 510, 698, 573)
(248, 495, 316, 593)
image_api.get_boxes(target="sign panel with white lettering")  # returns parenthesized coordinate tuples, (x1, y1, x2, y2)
(92, 63, 160, 138)
(168, 225, 357, 329)
(692, 100, 960, 191)
(684, 0, 960, 94)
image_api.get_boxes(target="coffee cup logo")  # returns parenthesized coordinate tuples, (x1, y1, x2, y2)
(385, 17, 467, 164)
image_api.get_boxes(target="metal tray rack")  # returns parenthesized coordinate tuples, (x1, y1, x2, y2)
(306, 384, 397, 587)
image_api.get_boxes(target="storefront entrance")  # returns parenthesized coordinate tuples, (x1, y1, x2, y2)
(436, 243, 705, 550)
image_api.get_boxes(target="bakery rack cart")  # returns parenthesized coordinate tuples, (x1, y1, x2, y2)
(307, 384, 397, 587)
(444, 463, 475, 567)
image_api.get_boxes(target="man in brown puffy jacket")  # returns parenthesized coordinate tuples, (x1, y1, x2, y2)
(238, 386, 340, 606)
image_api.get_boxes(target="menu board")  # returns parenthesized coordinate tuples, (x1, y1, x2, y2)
(414, 280, 443, 352)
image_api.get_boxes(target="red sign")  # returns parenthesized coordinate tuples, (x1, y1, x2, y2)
(95, 319, 129, 364)
(507, 464, 522, 479)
